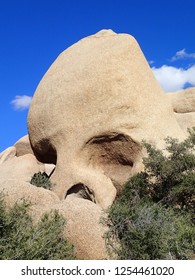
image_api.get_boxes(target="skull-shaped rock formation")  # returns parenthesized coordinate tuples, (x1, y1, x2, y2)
(28, 30, 184, 209)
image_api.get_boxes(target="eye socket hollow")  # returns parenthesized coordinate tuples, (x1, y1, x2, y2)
(84, 132, 142, 191)
(65, 183, 96, 203)
(85, 132, 141, 167)
(30, 138, 57, 165)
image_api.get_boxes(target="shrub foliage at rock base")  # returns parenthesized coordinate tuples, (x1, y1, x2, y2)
(0, 194, 76, 260)
(30, 172, 53, 190)
(104, 128, 195, 260)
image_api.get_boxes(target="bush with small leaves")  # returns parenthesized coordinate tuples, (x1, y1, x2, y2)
(0, 193, 76, 260)
(104, 200, 194, 259)
(141, 127, 195, 211)
(30, 172, 53, 190)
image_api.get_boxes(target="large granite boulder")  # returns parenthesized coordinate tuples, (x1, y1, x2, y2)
(28, 29, 184, 209)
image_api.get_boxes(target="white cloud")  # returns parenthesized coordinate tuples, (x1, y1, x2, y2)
(11, 95, 32, 111)
(171, 48, 195, 61)
(152, 65, 195, 92)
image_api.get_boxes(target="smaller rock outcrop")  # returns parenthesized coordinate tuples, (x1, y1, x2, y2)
(14, 135, 34, 156)
(0, 153, 41, 183)
(168, 87, 195, 132)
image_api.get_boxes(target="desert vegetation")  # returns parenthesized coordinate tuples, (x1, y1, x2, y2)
(0, 194, 76, 260)
(30, 171, 53, 190)
(104, 128, 195, 259)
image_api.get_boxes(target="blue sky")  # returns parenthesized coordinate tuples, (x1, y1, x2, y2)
(0, 0, 195, 152)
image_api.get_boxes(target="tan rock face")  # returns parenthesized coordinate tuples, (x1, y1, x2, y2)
(28, 30, 184, 209)
(14, 135, 34, 156)
(0, 180, 60, 219)
(0, 146, 16, 164)
(174, 112, 195, 132)
(52, 197, 109, 259)
(168, 87, 195, 132)
(168, 87, 195, 113)
(0, 152, 40, 183)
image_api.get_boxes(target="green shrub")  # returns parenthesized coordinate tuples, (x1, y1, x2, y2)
(105, 201, 194, 259)
(141, 128, 195, 210)
(0, 193, 76, 260)
(104, 128, 195, 259)
(30, 172, 53, 190)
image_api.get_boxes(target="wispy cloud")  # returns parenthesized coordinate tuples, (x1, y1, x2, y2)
(171, 48, 195, 61)
(11, 95, 32, 111)
(148, 60, 155, 65)
(152, 65, 195, 92)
